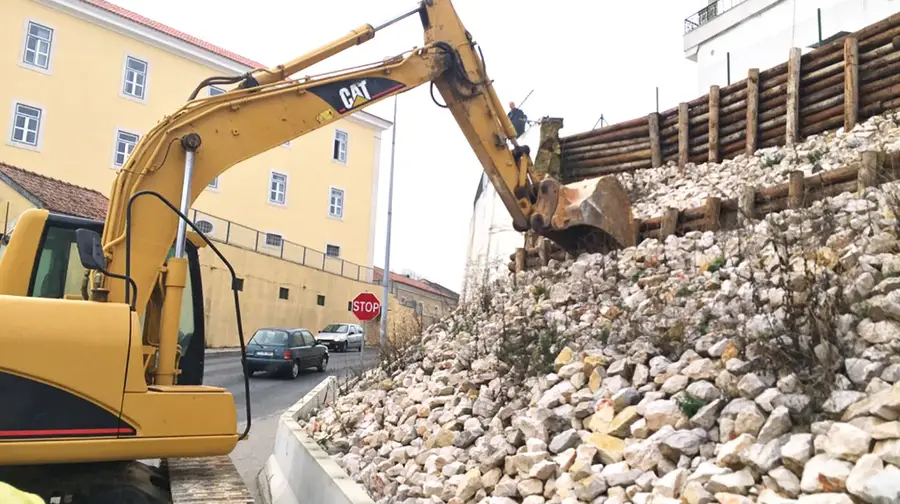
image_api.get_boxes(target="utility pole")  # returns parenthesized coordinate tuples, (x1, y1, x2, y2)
(380, 96, 399, 347)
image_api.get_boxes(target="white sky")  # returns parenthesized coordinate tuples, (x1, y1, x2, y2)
(111, 0, 708, 293)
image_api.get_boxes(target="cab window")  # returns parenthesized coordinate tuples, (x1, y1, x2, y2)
(30, 226, 88, 299)
(301, 331, 315, 346)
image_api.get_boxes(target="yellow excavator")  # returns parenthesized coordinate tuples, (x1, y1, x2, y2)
(0, 0, 636, 501)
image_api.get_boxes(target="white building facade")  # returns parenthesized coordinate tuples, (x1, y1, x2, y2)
(461, 125, 545, 301)
(684, 0, 899, 94)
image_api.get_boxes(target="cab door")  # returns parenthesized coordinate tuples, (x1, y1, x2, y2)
(0, 214, 133, 445)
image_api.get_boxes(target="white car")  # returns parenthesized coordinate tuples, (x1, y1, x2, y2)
(316, 323, 364, 352)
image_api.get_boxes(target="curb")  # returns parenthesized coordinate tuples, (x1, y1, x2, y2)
(261, 376, 374, 504)
(205, 348, 244, 358)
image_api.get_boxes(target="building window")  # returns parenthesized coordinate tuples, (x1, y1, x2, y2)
(208, 86, 225, 96)
(279, 287, 289, 300)
(269, 172, 287, 204)
(22, 21, 53, 70)
(123, 56, 148, 99)
(317, 294, 325, 306)
(264, 232, 283, 248)
(114, 130, 139, 166)
(347, 301, 352, 311)
(332, 130, 348, 163)
(195, 219, 214, 234)
(326, 244, 340, 257)
(328, 187, 344, 218)
(11, 103, 42, 147)
(208, 176, 219, 189)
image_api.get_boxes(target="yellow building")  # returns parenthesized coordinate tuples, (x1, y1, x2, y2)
(0, 0, 391, 270)
(0, 161, 422, 347)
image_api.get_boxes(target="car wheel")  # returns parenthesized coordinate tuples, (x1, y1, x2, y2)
(317, 355, 328, 372)
(340, 341, 348, 353)
(289, 360, 300, 380)
(358, 341, 363, 352)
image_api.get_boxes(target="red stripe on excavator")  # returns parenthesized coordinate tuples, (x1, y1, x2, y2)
(0, 427, 134, 437)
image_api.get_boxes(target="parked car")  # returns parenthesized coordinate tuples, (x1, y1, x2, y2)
(245, 327, 328, 379)
(315, 323, 364, 352)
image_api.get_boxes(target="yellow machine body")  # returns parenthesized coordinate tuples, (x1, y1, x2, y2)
(0, 0, 635, 467)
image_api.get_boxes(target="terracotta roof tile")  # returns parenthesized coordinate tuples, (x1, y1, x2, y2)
(79, 0, 267, 69)
(0, 163, 109, 221)
(373, 267, 446, 297)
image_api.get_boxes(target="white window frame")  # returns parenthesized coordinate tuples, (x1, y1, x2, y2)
(195, 219, 216, 235)
(120, 54, 149, 103)
(262, 231, 283, 249)
(332, 129, 349, 164)
(20, 19, 55, 74)
(208, 86, 225, 96)
(207, 175, 220, 192)
(8, 100, 45, 152)
(111, 128, 140, 168)
(268, 170, 288, 206)
(328, 186, 345, 220)
(325, 243, 341, 258)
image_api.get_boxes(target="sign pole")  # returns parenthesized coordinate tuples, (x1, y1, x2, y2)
(380, 96, 399, 348)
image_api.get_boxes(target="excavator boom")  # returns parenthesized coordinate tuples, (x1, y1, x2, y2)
(100, 0, 635, 316)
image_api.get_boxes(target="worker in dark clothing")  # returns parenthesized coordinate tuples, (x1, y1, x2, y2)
(508, 101, 527, 138)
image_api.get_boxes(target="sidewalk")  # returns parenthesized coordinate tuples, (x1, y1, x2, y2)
(205, 347, 244, 358)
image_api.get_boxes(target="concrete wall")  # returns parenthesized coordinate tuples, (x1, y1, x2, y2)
(1, 0, 388, 266)
(259, 376, 374, 504)
(197, 241, 419, 348)
(460, 126, 539, 301)
(684, 0, 900, 93)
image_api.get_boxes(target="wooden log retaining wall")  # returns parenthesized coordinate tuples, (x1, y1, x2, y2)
(511, 150, 900, 273)
(556, 12, 900, 183)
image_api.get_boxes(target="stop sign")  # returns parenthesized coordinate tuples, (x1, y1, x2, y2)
(351, 292, 381, 321)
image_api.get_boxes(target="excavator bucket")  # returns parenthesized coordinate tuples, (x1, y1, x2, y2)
(530, 174, 637, 255)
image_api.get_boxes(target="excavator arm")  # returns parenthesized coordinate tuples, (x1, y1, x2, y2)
(95, 0, 636, 385)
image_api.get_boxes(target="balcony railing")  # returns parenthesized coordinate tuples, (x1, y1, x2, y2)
(684, 0, 748, 34)
(189, 208, 378, 285)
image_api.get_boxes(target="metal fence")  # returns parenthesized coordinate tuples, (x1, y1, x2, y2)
(190, 208, 378, 285)
(684, 0, 748, 34)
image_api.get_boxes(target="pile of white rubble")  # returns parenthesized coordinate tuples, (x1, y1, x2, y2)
(301, 116, 900, 504)
(621, 112, 900, 220)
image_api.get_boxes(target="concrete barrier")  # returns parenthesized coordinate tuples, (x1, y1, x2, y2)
(258, 376, 374, 504)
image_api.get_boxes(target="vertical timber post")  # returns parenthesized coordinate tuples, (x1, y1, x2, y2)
(708, 85, 720, 163)
(515, 248, 526, 273)
(633, 218, 643, 246)
(649, 112, 662, 168)
(746, 68, 759, 155)
(859, 151, 879, 190)
(538, 238, 552, 266)
(704, 197, 722, 231)
(678, 102, 689, 173)
(786, 47, 802, 146)
(788, 171, 805, 209)
(739, 186, 756, 224)
(661, 208, 679, 238)
(844, 36, 859, 132)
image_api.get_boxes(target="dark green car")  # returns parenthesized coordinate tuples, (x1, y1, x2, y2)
(245, 327, 329, 379)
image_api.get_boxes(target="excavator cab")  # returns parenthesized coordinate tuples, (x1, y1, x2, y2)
(0, 208, 239, 466)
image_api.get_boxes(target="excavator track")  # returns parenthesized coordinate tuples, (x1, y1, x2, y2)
(0, 456, 253, 503)
(165, 455, 254, 504)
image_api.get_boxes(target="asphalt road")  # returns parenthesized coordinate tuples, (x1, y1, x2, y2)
(202, 348, 378, 500)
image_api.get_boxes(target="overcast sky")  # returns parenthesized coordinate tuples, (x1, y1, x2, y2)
(111, 0, 708, 293)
